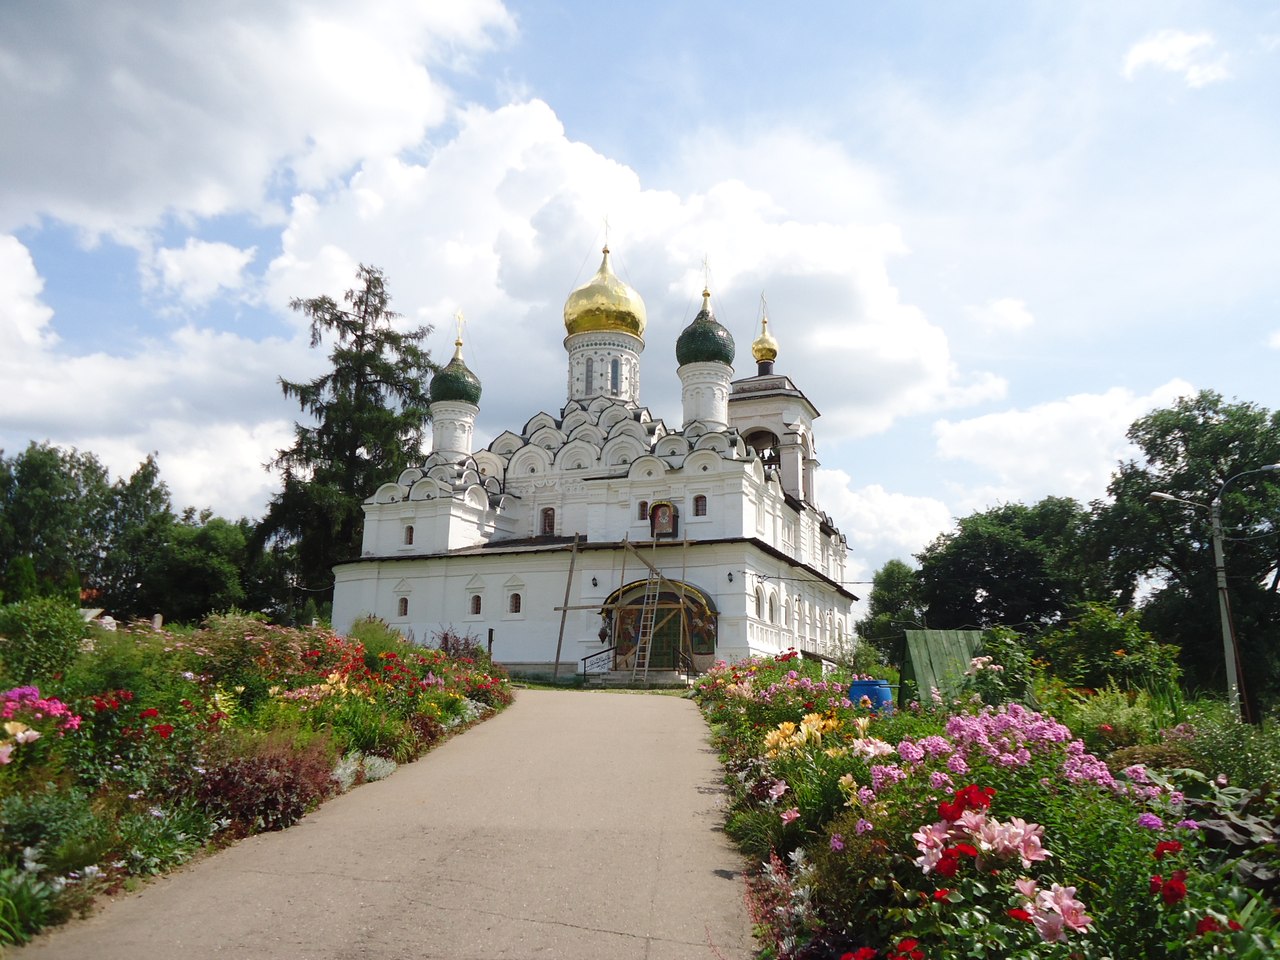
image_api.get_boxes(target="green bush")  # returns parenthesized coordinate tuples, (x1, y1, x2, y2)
(0, 597, 87, 684)
(1037, 603, 1181, 691)
(0, 786, 113, 876)
(0, 866, 60, 945)
(348, 615, 408, 673)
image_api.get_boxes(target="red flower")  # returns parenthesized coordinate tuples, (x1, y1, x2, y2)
(140, 707, 160, 719)
(1008, 907, 1033, 923)
(1153, 840, 1183, 860)
(951, 843, 979, 859)
(151, 723, 175, 739)
(1159, 870, 1188, 906)
(1150, 874, 1164, 894)
(1229, 920, 1243, 931)
(933, 888, 951, 901)
(938, 784, 996, 821)
(1195, 917, 1222, 935)
(934, 854, 960, 878)
(840, 950, 877, 960)
(890, 939, 924, 960)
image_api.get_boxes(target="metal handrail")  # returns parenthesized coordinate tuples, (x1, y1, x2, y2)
(580, 645, 617, 675)
(675, 648, 695, 682)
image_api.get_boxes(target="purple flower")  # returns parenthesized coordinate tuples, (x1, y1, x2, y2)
(829, 833, 845, 851)
(1176, 819, 1201, 831)
(897, 740, 925, 764)
(855, 818, 874, 835)
(1136, 813, 1164, 830)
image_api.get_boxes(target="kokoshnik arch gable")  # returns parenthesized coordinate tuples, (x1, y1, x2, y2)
(331, 246, 856, 676)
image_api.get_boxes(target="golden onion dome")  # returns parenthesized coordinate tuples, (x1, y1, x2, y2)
(751, 315, 779, 363)
(563, 246, 647, 339)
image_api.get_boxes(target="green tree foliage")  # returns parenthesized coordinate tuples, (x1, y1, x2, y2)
(1091, 390, 1280, 704)
(915, 496, 1099, 633)
(0, 443, 112, 601)
(257, 265, 435, 601)
(92, 454, 174, 617)
(854, 558, 923, 668)
(0, 596, 88, 684)
(137, 511, 248, 624)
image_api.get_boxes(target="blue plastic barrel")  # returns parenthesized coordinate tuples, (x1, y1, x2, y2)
(848, 679, 894, 714)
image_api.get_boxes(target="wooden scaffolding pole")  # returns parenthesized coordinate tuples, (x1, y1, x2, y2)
(551, 534, 580, 680)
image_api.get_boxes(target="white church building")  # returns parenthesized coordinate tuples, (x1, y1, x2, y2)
(331, 247, 856, 677)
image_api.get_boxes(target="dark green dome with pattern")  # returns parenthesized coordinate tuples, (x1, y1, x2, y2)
(431, 341, 482, 405)
(676, 291, 735, 366)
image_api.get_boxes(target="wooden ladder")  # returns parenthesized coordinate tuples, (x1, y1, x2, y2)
(630, 570, 662, 683)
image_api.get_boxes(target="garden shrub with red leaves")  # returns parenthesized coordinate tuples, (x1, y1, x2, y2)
(196, 731, 337, 835)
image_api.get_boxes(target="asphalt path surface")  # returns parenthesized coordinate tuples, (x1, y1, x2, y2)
(17, 689, 754, 959)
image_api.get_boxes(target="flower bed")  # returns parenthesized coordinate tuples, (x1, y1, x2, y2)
(694, 653, 1280, 959)
(0, 612, 511, 945)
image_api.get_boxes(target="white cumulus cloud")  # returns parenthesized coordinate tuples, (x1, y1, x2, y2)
(1123, 30, 1230, 88)
(815, 470, 953, 582)
(152, 239, 257, 304)
(966, 297, 1034, 333)
(0, 236, 58, 360)
(0, 0, 516, 235)
(932, 379, 1197, 509)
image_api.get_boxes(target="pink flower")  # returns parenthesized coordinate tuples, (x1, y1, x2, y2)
(1032, 910, 1066, 943)
(768, 780, 789, 801)
(1040, 884, 1092, 932)
(855, 818, 874, 835)
(780, 807, 800, 825)
(0, 744, 12, 765)
(830, 834, 845, 851)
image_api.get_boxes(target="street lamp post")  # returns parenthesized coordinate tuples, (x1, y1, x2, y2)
(1151, 463, 1280, 722)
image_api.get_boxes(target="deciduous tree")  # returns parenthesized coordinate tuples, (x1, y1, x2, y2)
(1092, 390, 1280, 705)
(916, 497, 1098, 633)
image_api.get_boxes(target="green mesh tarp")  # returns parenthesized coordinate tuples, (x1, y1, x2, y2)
(900, 630, 984, 706)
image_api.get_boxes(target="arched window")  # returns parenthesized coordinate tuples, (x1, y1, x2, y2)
(783, 600, 791, 630)
(585, 357, 594, 394)
(470, 594, 482, 615)
(754, 588, 764, 620)
(540, 507, 556, 535)
(693, 495, 707, 517)
(403, 525, 414, 546)
(509, 593, 522, 614)
(610, 358, 620, 394)
(768, 594, 777, 624)
(637, 500, 649, 520)
(396, 597, 408, 618)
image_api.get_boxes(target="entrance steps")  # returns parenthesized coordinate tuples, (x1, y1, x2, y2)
(583, 669, 691, 689)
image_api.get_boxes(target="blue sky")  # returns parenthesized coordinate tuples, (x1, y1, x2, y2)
(2, 1, 1277, 589)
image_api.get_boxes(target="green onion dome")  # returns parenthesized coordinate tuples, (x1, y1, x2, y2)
(675, 288, 735, 366)
(430, 338, 482, 405)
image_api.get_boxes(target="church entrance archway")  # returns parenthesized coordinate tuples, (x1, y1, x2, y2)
(603, 580, 718, 670)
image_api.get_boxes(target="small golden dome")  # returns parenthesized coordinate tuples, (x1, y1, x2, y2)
(751, 315, 779, 363)
(563, 246, 647, 339)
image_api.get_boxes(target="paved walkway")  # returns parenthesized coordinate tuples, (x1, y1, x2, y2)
(17, 690, 754, 959)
